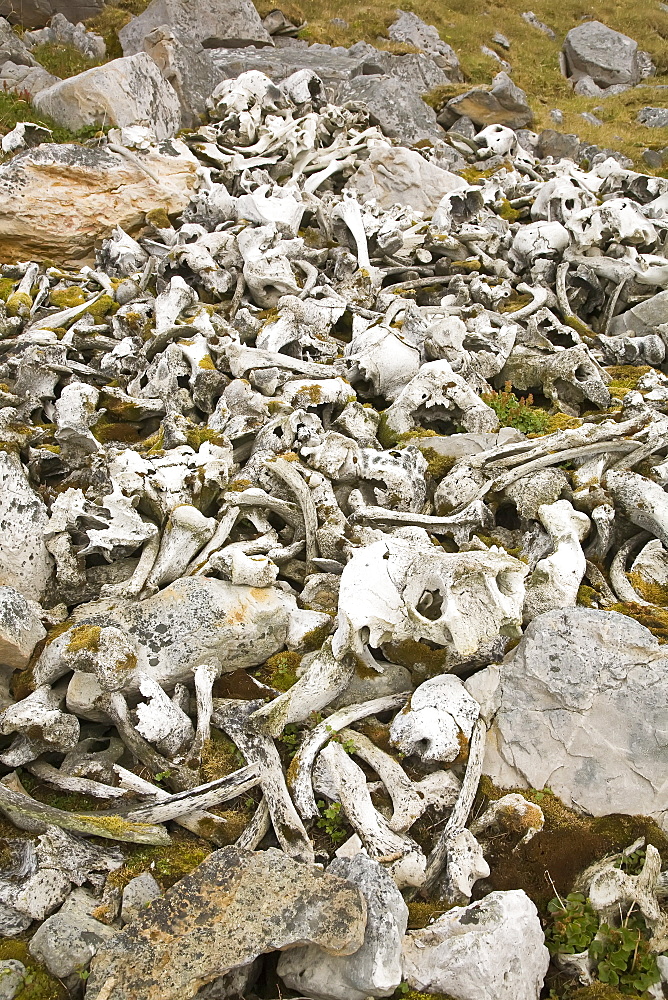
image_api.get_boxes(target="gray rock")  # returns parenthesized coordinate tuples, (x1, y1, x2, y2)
(638, 49, 657, 79)
(479, 608, 668, 830)
(0, 61, 59, 98)
(347, 41, 448, 91)
(0, 902, 32, 937)
(34, 53, 182, 139)
(332, 660, 413, 709)
(0, 0, 103, 28)
(448, 71, 533, 129)
(0, 17, 38, 66)
(119, 0, 272, 56)
(143, 25, 218, 127)
(278, 854, 408, 1000)
(562, 20, 641, 88)
(638, 106, 668, 127)
(493, 32, 511, 49)
(0, 961, 25, 1000)
(643, 147, 668, 168)
(573, 74, 630, 97)
(0, 586, 45, 670)
(536, 129, 580, 161)
(402, 890, 549, 1000)
(85, 847, 367, 1000)
(24, 12, 105, 59)
(388, 10, 462, 80)
(330, 17, 348, 29)
(610, 289, 668, 335)
(336, 74, 444, 145)
(0, 452, 52, 603)
(29, 889, 117, 978)
(521, 10, 555, 39)
(345, 144, 465, 214)
(580, 111, 603, 126)
(549, 108, 564, 124)
(121, 873, 161, 925)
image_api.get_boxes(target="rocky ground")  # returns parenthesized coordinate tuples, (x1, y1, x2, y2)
(0, 1, 667, 1000)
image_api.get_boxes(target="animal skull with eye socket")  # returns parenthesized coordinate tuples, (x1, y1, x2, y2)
(331, 529, 528, 668)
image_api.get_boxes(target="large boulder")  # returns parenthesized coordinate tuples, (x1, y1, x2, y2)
(336, 74, 444, 145)
(278, 854, 408, 1000)
(402, 890, 549, 1000)
(0, 139, 198, 261)
(562, 21, 642, 88)
(85, 847, 367, 1000)
(119, 0, 272, 57)
(34, 53, 182, 139)
(0, 17, 38, 65)
(388, 10, 462, 80)
(345, 144, 466, 214)
(142, 25, 218, 128)
(475, 608, 668, 829)
(448, 71, 533, 129)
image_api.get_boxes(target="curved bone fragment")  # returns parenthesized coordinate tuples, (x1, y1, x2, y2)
(288, 693, 410, 823)
(212, 699, 313, 863)
(316, 741, 426, 888)
(605, 469, 668, 547)
(423, 717, 486, 898)
(143, 505, 217, 593)
(114, 765, 230, 844)
(336, 728, 424, 833)
(252, 639, 355, 738)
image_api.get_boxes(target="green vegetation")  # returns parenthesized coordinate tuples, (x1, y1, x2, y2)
(106, 837, 209, 890)
(31, 41, 103, 78)
(0, 940, 65, 1000)
(316, 799, 348, 844)
(546, 892, 599, 954)
(482, 382, 551, 434)
(0, 90, 103, 147)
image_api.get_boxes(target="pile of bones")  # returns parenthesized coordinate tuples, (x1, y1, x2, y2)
(0, 66, 668, 980)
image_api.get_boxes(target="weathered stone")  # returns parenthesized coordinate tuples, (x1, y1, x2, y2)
(347, 42, 448, 91)
(0, 0, 103, 27)
(536, 129, 580, 161)
(345, 144, 465, 214)
(120, 873, 161, 924)
(0, 586, 46, 670)
(0, 61, 59, 99)
(448, 71, 533, 129)
(521, 10, 555, 39)
(142, 25, 218, 128)
(85, 847, 367, 1000)
(388, 10, 462, 80)
(34, 53, 182, 139)
(119, 0, 272, 56)
(0, 140, 198, 262)
(609, 289, 668, 335)
(0, 17, 38, 66)
(481, 608, 668, 830)
(336, 74, 444, 144)
(0, 902, 32, 938)
(0, 961, 24, 1000)
(402, 890, 549, 1000)
(278, 854, 407, 1000)
(562, 21, 641, 88)
(29, 889, 118, 978)
(638, 106, 668, 127)
(0, 452, 52, 602)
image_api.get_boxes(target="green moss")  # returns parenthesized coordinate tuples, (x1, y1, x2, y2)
(497, 197, 521, 222)
(66, 624, 101, 654)
(577, 584, 599, 608)
(407, 901, 452, 929)
(254, 650, 302, 691)
(184, 426, 228, 450)
(5, 291, 31, 317)
(86, 293, 118, 322)
(498, 291, 533, 313)
(200, 730, 246, 783)
(383, 639, 450, 675)
(198, 354, 216, 370)
(628, 572, 668, 607)
(49, 286, 85, 308)
(418, 447, 457, 482)
(605, 365, 652, 400)
(608, 602, 668, 643)
(299, 619, 333, 653)
(0, 277, 14, 301)
(145, 207, 172, 229)
(377, 411, 399, 449)
(106, 836, 209, 891)
(92, 416, 146, 445)
(393, 986, 457, 1000)
(0, 940, 66, 1000)
(476, 777, 668, 915)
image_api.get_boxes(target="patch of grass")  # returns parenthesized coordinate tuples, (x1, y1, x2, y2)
(0, 90, 103, 146)
(106, 834, 209, 891)
(31, 41, 103, 78)
(200, 730, 246, 783)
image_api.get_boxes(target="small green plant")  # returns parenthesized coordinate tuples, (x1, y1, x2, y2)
(589, 913, 659, 992)
(316, 800, 348, 844)
(77, 968, 91, 981)
(615, 847, 646, 876)
(546, 893, 599, 955)
(326, 725, 356, 755)
(154, 770, 172, 783)
(278, 724, 303, 759)
(481, 382, 551, 435)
